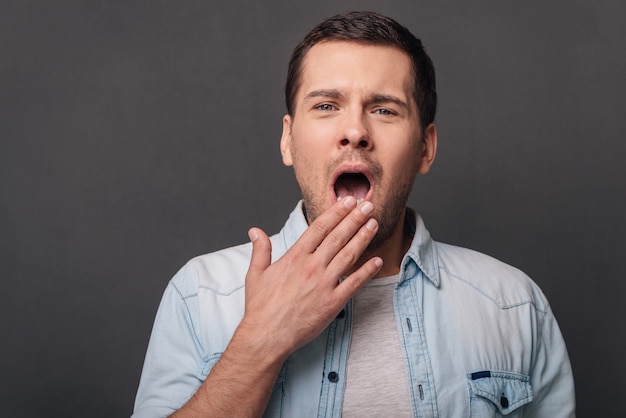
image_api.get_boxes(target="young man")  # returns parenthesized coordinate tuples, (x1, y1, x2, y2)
(133, 11, 575, 417)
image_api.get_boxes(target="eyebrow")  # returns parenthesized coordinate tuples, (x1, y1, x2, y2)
(304, 89, 345, 101)
(303, 89, 409, 110)
(366, 93, 409, 110)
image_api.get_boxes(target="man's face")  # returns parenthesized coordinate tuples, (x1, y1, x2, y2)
(281, 40, 436, 250)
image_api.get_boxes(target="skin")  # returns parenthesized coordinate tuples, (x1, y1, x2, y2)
(281, 41, 437, 276)
(172, 40, 437, 417)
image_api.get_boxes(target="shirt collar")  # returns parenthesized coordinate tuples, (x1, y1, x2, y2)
(280, 201, 440, 287)
(402, 208, 440, 287)
(280, 200, 309, 251)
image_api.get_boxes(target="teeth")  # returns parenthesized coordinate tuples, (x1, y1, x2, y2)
(336, 196, 364, 205)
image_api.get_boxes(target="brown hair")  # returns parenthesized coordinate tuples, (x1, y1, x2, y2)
(285, 11, 437, 130)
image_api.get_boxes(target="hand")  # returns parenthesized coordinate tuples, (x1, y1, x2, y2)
(171, 197, 382, 417)
(240, 196, 383, 361)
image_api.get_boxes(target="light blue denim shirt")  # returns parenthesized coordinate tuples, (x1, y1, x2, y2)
(133, 202, 575, 417)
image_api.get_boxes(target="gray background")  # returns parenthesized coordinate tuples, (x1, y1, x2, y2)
(1, 1, 624, 416)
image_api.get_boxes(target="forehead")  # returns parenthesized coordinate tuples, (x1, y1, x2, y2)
(297, 40, 414, 105)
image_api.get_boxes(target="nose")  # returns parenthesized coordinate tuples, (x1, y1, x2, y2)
(338, 111, 371, 150)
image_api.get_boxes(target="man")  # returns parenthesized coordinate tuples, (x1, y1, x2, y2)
(133, 11, 575, 417)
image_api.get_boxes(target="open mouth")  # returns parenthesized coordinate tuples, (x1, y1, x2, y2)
(334, 172, 371, 204)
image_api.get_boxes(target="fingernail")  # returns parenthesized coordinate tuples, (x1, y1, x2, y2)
(342, 196, 356, 208)
(374, 257, 383, 268)
(365, 218, 377, 231)
(360, 201, 374, 215)
(248, 229, 258, 241)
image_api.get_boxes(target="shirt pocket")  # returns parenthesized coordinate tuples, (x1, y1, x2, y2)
(467, 370, 533, 416)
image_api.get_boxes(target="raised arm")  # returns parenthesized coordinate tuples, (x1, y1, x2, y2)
(171, 196, 382, 417)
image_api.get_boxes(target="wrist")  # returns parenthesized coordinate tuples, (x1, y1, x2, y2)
(228, 318, 290, 373)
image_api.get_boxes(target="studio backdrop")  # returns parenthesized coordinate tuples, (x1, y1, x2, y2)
(1, 1, 624, 416)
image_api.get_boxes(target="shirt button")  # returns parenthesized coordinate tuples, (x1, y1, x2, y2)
(500, 395, 509, 408)
(328, 371, 339, 382)
(336, 309, 345, 319)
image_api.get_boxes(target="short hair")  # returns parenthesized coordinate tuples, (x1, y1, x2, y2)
(285, 11, 437, 130)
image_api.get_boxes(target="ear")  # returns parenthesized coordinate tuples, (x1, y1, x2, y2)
(417, 123, 437, 174)
(280, 114, 294, 166)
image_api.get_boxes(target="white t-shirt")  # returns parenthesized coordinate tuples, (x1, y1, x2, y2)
(342, 275, 412, 417)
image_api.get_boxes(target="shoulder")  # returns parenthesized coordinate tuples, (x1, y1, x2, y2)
(169, 233, 286, 298)
(434, 242, 548, 312)
(169, 241, 252, 298)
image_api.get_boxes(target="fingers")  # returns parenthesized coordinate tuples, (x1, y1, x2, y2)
(315, 199, 377, 266)
(335, 256, 383, 301)
(323, 214, 378, 278)
(247, 228, 272, 280)
(296, 196, 359, 252)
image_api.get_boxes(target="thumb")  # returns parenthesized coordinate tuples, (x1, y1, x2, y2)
(247, 227, 272, 279)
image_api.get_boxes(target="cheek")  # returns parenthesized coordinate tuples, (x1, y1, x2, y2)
(382, 141, 421, 174)
(399, 136, 423, 173)
(294, 117, 338, 143)
(380, 156, 419, 192)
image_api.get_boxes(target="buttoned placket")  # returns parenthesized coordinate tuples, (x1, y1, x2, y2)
(395, 257, 439, 417)
(316, 300, 353, 418)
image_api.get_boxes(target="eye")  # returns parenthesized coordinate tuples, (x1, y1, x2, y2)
(373, 108, 395, 116)
(316, 103, 336, 111)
